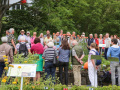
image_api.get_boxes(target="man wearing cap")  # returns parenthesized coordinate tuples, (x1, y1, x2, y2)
(26, 31, 31, 46)
(18, 30, 27, 42)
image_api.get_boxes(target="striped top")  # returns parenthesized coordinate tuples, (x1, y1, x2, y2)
(42, 47, 58, 61)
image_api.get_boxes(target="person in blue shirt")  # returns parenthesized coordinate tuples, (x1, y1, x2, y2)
(107, 39, 120, 86)
(18, 30, 27, 42)
(58, 39, 70, 85)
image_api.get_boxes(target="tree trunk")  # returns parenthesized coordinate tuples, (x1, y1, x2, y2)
(0, 21, 2, 33)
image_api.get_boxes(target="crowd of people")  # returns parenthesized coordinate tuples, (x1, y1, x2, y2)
(0, 28, 120, 87)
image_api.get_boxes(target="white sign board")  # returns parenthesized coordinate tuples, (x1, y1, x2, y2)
(99, 44, 106, 47)
(7, 64, 37, 77)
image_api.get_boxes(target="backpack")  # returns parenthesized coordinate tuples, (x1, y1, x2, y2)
(0, 48, 6, 62)
(92, 50, 101, 65)
(19, 43, 28, 57)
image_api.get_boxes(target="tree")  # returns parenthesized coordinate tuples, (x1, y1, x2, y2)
(0, 0, 26, 33)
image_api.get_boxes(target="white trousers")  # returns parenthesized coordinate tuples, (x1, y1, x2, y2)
(88, 66, 97, 87)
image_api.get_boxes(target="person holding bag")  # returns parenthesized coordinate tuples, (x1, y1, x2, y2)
(58, 40, 70, 85)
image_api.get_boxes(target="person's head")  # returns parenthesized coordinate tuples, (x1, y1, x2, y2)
(114, 35, 118, 39)
(106, 33, 109, 38)
(47, 41, 54, 48)
(33, 32, 37, 36)
(20, 30, 25, 35)
(67, 32, 71, 36)
(72, 32, 75, 36)
(9, 28, 14, 34)
(82, 32, 85, 35)
(62, 40, 70, 50)
(1, 36, 8, 43)
(90, 43, 96, 50)
(103, 35, 106, 40)
(56, 32, 60, 36)
(94, 33, 97, 38)
(99, 34, 103, 39)
(111, 39, 118, 45)
(110, 35, 113, 39)
(34, 38, 41, 44)
(27, 31, 30, 36)
(72, 40, 78, 46)
(47, 34, 50, 38)
(6, 30, 9, 35)
(89, 34, 93, 39)
(60, 30, 63, 34)
(46, 30, 50, 34)
(20, 36, 25, 42)
(40, 33, 43, 37)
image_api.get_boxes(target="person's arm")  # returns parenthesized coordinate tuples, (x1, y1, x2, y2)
(28, 49, 31, 53)
(9, 48, 13, 63)
(91, 59, 96, 69)
(11, 39, 16, 49)
(42, 50, 46, 59)
(107, 48, 111, 58)
(14, 49, 17, 55)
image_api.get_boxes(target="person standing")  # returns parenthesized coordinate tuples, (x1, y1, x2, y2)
(31, 32, 37, 47)
(58, 40, 70, 85)
(39, 33, 44, 46)
(31, 38, 44, 82)
(44, 34, 52, 45)
(87, 34, 95, 50)
(44, 30, 52, 38)
(26, 31, 31, 46)
(88, 43, 98, 87)
(8, 28, 16, 54)
(94, 33, 99, 45)
(72, 40, 84, 86)
(107, 39, 120, 86)
(42, 42, 57, 80)
(0, 37, 13, 77)
(98, 34, 104, 53)
(15, 36, 31, 57)
(6, 30, 9, 37)
(105, 33, 111, 59)
(18, 30, 27, 42)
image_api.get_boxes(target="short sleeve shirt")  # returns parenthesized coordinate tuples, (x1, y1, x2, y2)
(8, 34, 16, 47)
(16, 42, 30, 52)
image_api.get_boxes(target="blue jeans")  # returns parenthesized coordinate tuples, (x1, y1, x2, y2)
(104, 48, 108, 59)
(0, 62, 5, 77)
(45, 61, 56, 80)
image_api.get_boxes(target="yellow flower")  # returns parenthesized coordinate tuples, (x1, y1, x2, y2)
(2, 79, 6, 83)
(3, 76, 8, 79)
(12, 82, 17, 84)
(32, 86, 35, 89)
(5, 62, 9, 64)
(3, 55, 7, 58)
(18, 66, 21, 69)
(24, 61, 27, 63)
(4, 59, 8, 62)
(9, 64, 14, 68)
(4, 67, 8, 70)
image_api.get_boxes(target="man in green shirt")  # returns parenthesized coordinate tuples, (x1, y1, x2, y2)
(72, 40, 84, 86)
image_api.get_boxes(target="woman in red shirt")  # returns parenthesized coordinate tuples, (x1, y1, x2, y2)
(31, 38, 44, 82)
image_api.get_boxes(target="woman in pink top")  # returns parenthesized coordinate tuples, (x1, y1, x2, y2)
(30, 32, 37, 47)
(31, 38, 44, 82)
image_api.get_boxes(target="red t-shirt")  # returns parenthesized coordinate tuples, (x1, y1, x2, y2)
(31, 43, 44, 54)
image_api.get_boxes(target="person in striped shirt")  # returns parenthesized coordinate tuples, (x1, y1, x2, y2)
(42, 41, 58, 80)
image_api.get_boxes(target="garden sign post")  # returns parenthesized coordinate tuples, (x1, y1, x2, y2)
(99, 44, 106, 55)
(7, 64, 37, 90)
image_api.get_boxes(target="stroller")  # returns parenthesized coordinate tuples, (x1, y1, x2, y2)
(99, 70, 119, 86)
(99, 70, 111, 86)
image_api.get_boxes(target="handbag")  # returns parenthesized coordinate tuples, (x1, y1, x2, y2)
(53, 50, 59, 67)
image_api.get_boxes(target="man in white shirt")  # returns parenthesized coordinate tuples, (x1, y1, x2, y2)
(105, 33, 111, 59)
